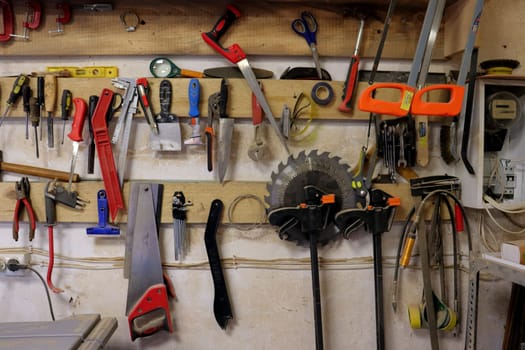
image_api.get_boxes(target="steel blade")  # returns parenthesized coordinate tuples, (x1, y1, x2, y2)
(217, 118, 234, 183)
(237, 59, 290, 154)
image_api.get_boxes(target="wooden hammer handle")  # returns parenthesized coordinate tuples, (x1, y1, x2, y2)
(1, 161, 80, 182)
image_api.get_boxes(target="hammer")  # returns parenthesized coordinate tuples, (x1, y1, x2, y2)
(0, 151, 79, 182)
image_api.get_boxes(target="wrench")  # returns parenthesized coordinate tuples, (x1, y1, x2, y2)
(397, 124, 407, 168)
(248, 86, 266, 161)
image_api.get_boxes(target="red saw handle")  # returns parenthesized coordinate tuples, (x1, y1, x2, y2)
(358, 83, 416, 117)
(201, 5, 246, 64)
(92, 89, 124, 221)
(411, 84, 466, 117)
(127, 284, 173, 341)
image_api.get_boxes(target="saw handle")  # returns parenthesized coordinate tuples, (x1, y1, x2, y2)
(411, 84, 465, 117)
(202, 5, 246, 64)
(128, 284, 172, 341)
(358, 83, 416, 117)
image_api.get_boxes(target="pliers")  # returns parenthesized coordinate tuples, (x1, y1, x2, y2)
(13, 177, 37, 241)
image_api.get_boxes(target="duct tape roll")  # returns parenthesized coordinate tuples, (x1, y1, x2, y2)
(311, 82, 334, 106)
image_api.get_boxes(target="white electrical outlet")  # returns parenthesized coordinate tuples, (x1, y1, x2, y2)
(0, 253, 30, 277)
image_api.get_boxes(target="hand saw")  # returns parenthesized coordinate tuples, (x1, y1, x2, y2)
(125, 183, 172, 340)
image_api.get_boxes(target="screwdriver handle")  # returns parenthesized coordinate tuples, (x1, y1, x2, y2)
(68, 98, 87, 142)
(60, 89, 72, 120)
(37, 76, 45, 107)
(7, 74, 28, 105)
(29, 97, 40, 126)
(44, 75, 57, 114)
(87, 95, 99, 135)
(22, 85, 32, 113)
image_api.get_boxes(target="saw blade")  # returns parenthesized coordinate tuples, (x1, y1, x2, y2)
(265, 150, 356, 245)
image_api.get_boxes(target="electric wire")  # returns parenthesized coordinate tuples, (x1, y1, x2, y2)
(22, 265, 55, 321)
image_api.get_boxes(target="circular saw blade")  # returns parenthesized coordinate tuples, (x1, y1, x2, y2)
(265, 150, 356, 245)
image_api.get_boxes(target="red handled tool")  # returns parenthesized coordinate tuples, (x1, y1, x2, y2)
(13, 177, 36, 242)
(202, 5, 289, 154)
(338, 14, 366, 113)
(66, 98, 87, 192)
(49, 2, 71, 34)
(91, 89, 125, 221)
(44, 181, 63, 294)
(10, 0, 42, 40)
(0, 0, 14, 42)
(136, 78, 159, 135)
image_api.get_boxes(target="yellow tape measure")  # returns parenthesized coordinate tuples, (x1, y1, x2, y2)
(46, 66, 119, 78)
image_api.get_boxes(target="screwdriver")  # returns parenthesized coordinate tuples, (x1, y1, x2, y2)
(45, 75, 57, 148)
(37, 76, 44, 141)
(29, 97, 40, 158)
(67, 98, 87, 192)
(0, 74, 28, 127)
(60, 89, 72, 144)
(22, 85, 32, 139)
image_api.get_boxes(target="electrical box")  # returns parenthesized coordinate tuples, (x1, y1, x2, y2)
(458, 76, 525, 208)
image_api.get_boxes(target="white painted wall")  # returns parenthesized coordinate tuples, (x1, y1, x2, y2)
(0, 55, 513, 350)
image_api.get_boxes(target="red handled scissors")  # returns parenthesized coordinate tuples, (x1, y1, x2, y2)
(292, 11, 322, 79)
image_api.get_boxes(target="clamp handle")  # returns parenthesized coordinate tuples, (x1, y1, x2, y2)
(24, 0, 42, 30)
(411, 84, 465, 117)
(358, 83, 416, 117)
(0, 0, 14, 42)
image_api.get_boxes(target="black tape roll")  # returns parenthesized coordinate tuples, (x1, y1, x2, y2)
(311, 82, 334, 105)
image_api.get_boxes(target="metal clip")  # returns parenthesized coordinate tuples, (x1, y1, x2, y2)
(120, 10, 141, 32)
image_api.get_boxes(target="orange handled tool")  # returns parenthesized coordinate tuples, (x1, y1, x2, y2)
(66, 98, 87, 191)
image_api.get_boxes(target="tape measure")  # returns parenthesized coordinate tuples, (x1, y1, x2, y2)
(46, 66, 119, 78)
(407, 292, 457, 331)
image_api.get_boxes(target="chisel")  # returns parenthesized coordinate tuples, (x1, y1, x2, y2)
(45, 75, 57, 148)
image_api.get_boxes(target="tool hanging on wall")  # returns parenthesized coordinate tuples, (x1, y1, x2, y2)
(291, 11, 322, 79)
(47, 66, 119, 78)
(185, 78, 203, 145)
(111, 78, 138, 187)
(49, 2, 71, 34)
(87, 95, 99, 174)
(173, 191, 191, 261)
(136, 78, 159, 135)
(204, 199, 233, 329)
(12, 177, 36, 242)
(125, 183, 173, 340)
(0, 150, 79, 182)
(338, 7, 369, 113)
(202, 4, 289, 154)
(149, 57, 203, 78)
(91, 88, 124, 222)
(248, 83, 266, 161)
(0, 0, 14, 42)
(66, 98, 87, 192)
(335, 148, 400, 350)
(150, 79, 182, 151)
(60, 89, 72, 144)
(393, 176, 470, 350)
(45, 74, 57, 148)
(86, 189, 119, 236)
(266, 150, 357, 350)
(10, 0, 41, 41)
(37, 76, 44, 141)
(216, 79, 232, 183)
(22, 85, 31, 140)
(0, 74, 29, 127)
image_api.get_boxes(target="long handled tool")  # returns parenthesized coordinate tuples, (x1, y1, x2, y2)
(202, 5, 289, 154)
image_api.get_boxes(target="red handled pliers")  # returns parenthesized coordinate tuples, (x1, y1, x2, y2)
(13, 177, 36, 241)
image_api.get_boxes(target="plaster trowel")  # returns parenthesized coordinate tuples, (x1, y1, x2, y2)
(150, 80, 182, 151)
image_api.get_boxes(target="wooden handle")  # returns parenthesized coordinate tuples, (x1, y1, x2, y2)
(1, 161, 80, 182)
(44, 75, 57, 114)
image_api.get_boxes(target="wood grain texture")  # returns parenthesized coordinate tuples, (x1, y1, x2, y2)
(0, 180, 413, 224)
(0, 1, 447, 59)
(0, 77, 449, 121)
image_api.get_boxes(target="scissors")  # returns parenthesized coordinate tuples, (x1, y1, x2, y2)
(291, 11, 322, 79)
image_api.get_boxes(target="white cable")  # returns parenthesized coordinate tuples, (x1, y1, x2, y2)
(483, 194, 525, 213)
(482, 201, 525, 235)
